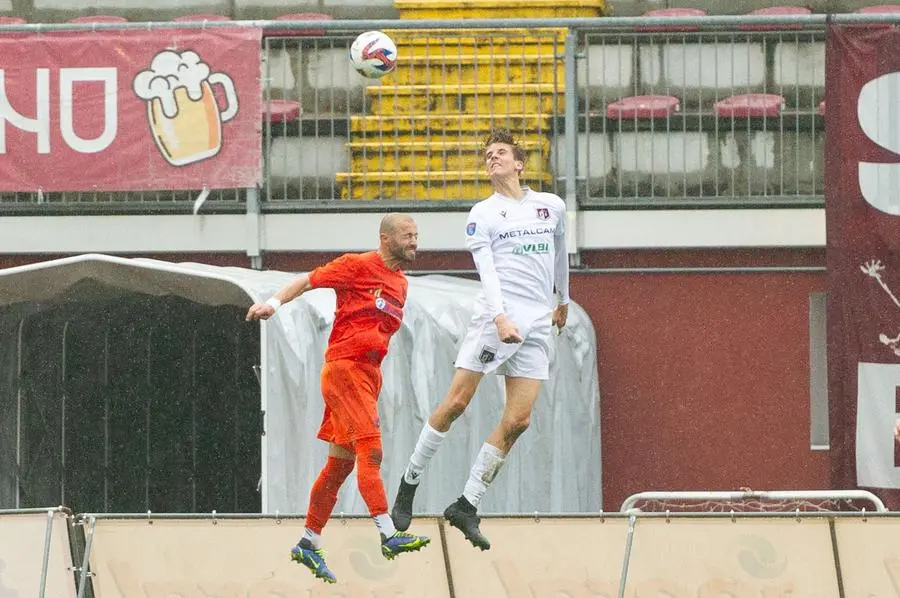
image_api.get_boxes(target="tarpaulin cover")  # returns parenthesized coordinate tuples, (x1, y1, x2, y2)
(0, 254, 601, 514)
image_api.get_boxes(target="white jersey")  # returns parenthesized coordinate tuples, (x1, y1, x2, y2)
(464, 188, 569, 321)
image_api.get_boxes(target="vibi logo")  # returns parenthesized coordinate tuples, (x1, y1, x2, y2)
(858, 72, 900, 214)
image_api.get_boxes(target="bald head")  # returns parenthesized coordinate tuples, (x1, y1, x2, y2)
(378, 213, 418, 267)
(380, 212, 415, 235)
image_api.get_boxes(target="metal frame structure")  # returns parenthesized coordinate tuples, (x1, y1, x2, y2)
(67, 490, 896, 598)
(0, 506, 72, 598)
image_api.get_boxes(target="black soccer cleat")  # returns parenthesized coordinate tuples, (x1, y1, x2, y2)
(391, 476, 419, 532)
(443, 497, 490, 551)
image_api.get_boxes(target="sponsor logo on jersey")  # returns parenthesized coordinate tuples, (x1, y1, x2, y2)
(466, 222, 477, 235)
(498, 226, 553, 240)
(374, 294, 403, 321)
(513, 242, 550, 255)
(536, 207, 550, 219)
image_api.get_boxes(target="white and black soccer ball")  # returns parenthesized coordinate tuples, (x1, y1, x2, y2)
(349, 30, 398, 79)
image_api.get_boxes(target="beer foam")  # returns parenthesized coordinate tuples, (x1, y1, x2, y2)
(133, 50, 211, 119)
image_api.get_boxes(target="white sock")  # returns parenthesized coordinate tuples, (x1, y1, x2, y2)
(374, 513, 396, 538)
(404, 423, 447, 485)
(302, 528, 321, 549)
(462, 443, 506, 509)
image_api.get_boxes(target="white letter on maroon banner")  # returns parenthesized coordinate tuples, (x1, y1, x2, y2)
(858, 72, 900, 215)
(0, 68, 50, 154)
(60, 67, 118, 154)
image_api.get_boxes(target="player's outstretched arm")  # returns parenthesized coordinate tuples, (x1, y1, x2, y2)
(245, 273, 312, 321)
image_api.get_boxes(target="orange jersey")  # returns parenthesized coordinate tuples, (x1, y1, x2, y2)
(308, 251, 408, 365)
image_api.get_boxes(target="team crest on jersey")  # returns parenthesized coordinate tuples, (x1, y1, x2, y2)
(478, 345, 497, 363)
(536, 208, 550, 220)
(466, 222, 476, 236)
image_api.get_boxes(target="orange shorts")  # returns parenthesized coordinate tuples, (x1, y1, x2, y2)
(317, 359, 383, 446)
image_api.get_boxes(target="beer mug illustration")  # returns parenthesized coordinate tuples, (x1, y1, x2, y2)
(133, 50, 239, 166)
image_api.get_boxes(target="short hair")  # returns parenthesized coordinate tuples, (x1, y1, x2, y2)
(483, 128, 527, 165)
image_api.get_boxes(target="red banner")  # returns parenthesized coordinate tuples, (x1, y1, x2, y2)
(0, 28, 262, 192)
(826, 24, 900, 508)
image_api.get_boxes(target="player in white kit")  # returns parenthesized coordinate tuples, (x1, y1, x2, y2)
(390, 128, 570, 549)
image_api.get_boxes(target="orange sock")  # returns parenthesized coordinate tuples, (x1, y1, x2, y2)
(305, 456, 355, 534)
(354, 437, 388, 516)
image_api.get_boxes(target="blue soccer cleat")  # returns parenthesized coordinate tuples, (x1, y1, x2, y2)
(380, 530, 431, 560)
(291, 539, 337, 584)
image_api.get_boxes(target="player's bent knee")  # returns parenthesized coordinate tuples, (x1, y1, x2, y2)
(439, 386, 475, 419)
(502, 415, 531, 442)
(363, 446, 383, 468)
(444, 391, 473, 417)
(353, 437, 383, 469)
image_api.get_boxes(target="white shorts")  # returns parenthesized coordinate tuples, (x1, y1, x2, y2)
(454, 310, 553, 380)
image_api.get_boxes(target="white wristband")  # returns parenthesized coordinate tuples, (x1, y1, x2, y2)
(265, 297, 282, 311)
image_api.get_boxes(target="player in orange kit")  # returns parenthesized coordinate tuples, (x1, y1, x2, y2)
(245, 213, 430, 584)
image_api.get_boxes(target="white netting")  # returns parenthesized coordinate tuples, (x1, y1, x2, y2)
(622, 489, 886, 513)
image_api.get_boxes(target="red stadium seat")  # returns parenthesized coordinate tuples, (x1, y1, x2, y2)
(0, 16, 26, 24)
(173, 14, 232, 22)
(266, 12, 332, 37)
(714, 93, 785, 118)
(67, 15, 127, 23)
(637, 8, 707, 32)
(607, 95, 680, 119)
(856, 4, 900, 13)
(738, 6, 812, 30)
(265, 100, 301, 123)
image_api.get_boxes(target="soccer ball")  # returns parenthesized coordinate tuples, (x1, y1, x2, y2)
(349, 31, 397, 79)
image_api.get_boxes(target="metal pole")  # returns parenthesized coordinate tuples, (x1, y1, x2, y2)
(60, 320, 69, 507)
(619, 489, 889, 513)
(39, 509, 54, 598)
(0, 14, 852, 33)
(145, 329, 153, 511)
(191, 329, 198, 512)
(103, 327, 110, 513)
(618, 514, 637, 598)
(246, 187, 262, 270)
(563, 28, 581, 268)
(15, 317, 24, 509)
(259, 321, 268, 513)
(76, 516, 95, 598)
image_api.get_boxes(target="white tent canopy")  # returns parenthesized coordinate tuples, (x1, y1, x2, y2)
(0, 254, 601, 515)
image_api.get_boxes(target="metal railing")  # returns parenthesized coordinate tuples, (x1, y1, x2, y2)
(0, 14, 894, 212)
(577, 27, 825, 207)
(262, 28, 565, 207)
(262, 21, 827, 209)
